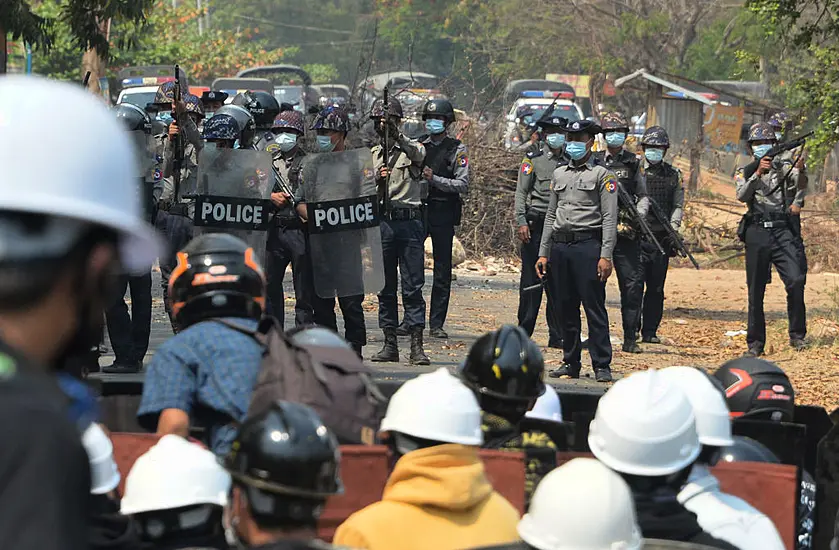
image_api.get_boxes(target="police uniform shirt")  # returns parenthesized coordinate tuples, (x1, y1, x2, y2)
(421, 136, 469, 194)
(372, 133, 426, 208)
(271, 147, 306, 220)
(735, 154, 806, 215)
(161, 114, 204, 201)
(515, 144, 566, 226)
(600, 149, 650, 217)
(539, 156, 619, 259)
(643, 160, 685, 229)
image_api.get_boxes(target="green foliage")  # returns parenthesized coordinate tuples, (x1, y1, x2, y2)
(302, 63, 340, 84)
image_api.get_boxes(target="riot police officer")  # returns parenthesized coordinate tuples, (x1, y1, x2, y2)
(594, 112, 650, 353)
(200, 90, 228, 119)
(736, 122, 807, 356)
(264, 109, 314, 328)
(369, 97, 430, 365)
(638, 126, 684, 345)
(223, 401, 345, 549)
(514, 115, 567, 348)
(233, 90, 282, 151)
(536, 119, 618, 383)
(417, 98, 469, 339)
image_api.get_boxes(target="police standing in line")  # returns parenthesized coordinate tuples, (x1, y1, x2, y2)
(514, 115, 567, 348)
(263, 110, 314, 328)
(369, 97, 431, 365)
(637, 126, 684, 345)
(536, 119, 618, 383)
(401, 99, 468, 340)
(594, 112, 649, 354)
(736, 122, 807, 357)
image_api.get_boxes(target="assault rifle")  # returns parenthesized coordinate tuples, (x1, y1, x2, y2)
(617, 184, 665, 255)
(648, 198, 700, 269)
(271, 163, 298, 207)
(380, 85, 392, 217)
(172, 64, 184, 203)
(743, 132, 813, 180)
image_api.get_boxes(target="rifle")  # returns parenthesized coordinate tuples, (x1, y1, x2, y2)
(172, 64, 184, 204)
(82, 71, 91, 89)
(743, 132, 813, 180)
(380, 85, 392, 217)
(617, 184, 665, 255)
(271, 164, 298, 207)
(648, 198, 700, 269)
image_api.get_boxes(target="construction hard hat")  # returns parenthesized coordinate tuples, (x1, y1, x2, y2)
(120, 435, 231, 515)
(81, 423, 121, 495)
(589, 370, 701, 476)
(526, 387, 563, 423)
(658, 367, 734, 447)
(518, 458, 643, 550)
(0, 75, 162, 273)
(379, 368, 482, 446)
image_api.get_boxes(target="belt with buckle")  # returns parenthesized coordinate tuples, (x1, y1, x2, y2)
(762, 220, 787, 229)
(551, 230, 601, 243)
(385, 208, 423, 221)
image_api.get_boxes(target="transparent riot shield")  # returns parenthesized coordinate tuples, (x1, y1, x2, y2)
(194, 145, 274, 263)
(129, 130, 158, 223)
(301, 148, 385, 298)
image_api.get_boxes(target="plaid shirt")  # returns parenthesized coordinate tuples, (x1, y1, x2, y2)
(137, 318, 262, 455)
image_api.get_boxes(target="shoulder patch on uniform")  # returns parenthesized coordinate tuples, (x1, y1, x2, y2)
(521, 158, 533, 175)
(604, 173, 618, 194)
(153, 168, 162, 182)
(456, 151, 468, 168)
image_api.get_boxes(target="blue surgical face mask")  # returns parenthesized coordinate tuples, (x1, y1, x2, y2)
(774, 132, 783, 142)
(316, 135, 336, 152)
(275, 132, 298, 152)
(204, 111, 215, 121)
(565, 141, 588, 161)
(644, 148, 665, 163)
(545, 133, 566, 150)
(605, 132, 627, 148)
(752, 144, 773, 159)
(426, 119, 446, 135)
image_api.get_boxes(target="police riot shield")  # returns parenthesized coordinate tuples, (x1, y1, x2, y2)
(301, 148, 385, 298)
(194, 145, 274, 263)
(128, 130, 158, 223)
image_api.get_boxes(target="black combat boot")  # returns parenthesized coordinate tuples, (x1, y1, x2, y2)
(409, 328, 431, 365)
(371, 329, 399, 362)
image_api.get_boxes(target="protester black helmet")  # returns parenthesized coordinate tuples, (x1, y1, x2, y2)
(168, 233, 265, 329)
(202, 114, 240, 141)
(714, 357, 795, 422)
(115, 103, 152, 134)
(713, 435, 780, 464)
(422, 98, 455, 122)
(640, 126, 670, 147)
(458, 325, 546, 402)
(233, 91, 281, 130)
(215, 104, 256, 147)
(371, 97, 404, 119)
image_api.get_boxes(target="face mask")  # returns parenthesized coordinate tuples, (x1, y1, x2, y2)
(605, 132, 627, 147)
(752, 144, 773, 159)
(774, 132, 783, 142)
(156, 111, 173, 125)
(316, 135, 336, 152)
(565, 141, 588, 161)
(275, 132, 298, 152)
(644, 148, 665, 163)
(545, 133, 566, 150)
(204, 111, 215, 121)
(426, 119, 446, 135)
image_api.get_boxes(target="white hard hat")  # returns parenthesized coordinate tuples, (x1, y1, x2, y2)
(121, 435, 231, 515)
(81, 423, 120, 495)
(379, 368, 482, 446)
(0, 75, 162, 273)
(658, 367, 734, 447)
(589, 370, 700, 476)
(526, 387, 563, 423)
(518, 458, 642, 550)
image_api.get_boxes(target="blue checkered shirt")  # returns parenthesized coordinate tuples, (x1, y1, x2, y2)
(137, 318, 262, 456)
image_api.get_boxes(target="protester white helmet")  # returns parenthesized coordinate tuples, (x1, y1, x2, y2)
(121, 435, 231, 515)
(518, 458, 642, 550)
(81, 423, 121, 495)
(0, 75, 162, 273)
(526, 387, 563, 423)
(589, 370, 700, 476)
(379, 368, 482, 445)
(658, 367, 734, 447)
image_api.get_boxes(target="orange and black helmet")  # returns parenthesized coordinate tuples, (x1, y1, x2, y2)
(168, 233, 266, 329)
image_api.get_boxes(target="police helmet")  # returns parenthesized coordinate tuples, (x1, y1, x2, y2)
(371, 97, 404, 120)
(215, 104, 256, 147)
(224, 401, 342, 526)
(421, 98, 455, 122)
(713, 435, 780, 464)
(768, 111, 790, 131)
(600, 112, 630, 132)
(153, 81, 176, 105)
(168, 233, 265, 329)
(640, 126, 670, 147)
(311, 105, 350, 133)
(272, 110, 305, 134)
(458, 325, 546, 406)
(114, 103, 152, 134)
(714, 358, 794, 422)
(747, 122, 776, 143)
(182, 93, 204, 117)
(233, 91, 281, 130)
(537, 115, 568, 130)
(202, 114, 240, 141)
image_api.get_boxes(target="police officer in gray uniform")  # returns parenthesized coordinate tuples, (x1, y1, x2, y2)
(638, 126, 684, 345)
(514, 115, 567, 348)
(736, 122, 807, 357)
(594, 112, 650, 354)
(536, 119, 618, 383)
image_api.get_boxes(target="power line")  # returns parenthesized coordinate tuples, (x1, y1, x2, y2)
(229, 13, 355, 35)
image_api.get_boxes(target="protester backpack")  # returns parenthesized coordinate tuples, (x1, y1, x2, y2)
(217, 317, 386, 445)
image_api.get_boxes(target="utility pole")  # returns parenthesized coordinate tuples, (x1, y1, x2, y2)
(197, 0, 203, 35)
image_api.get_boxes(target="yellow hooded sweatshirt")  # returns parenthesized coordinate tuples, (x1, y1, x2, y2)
(333, 444, 520, 550)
